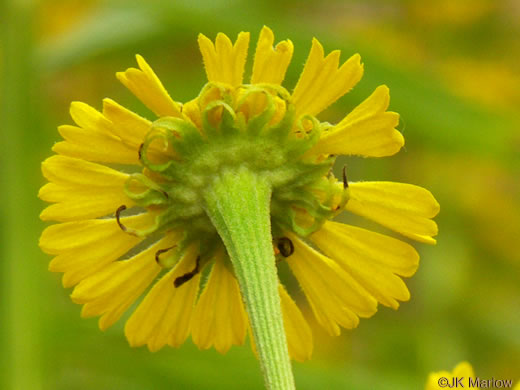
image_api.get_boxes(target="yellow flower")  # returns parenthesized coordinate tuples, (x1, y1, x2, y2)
(39, 26, 439, 361)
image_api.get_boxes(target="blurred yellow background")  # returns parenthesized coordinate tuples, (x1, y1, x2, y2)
(1, 0, 519, 389)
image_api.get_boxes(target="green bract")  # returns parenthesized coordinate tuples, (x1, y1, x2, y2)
(124, 82, 349, 268)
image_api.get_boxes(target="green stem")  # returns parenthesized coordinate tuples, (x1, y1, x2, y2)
(1, 1, 42, 389)
(204, 167, 295, 390)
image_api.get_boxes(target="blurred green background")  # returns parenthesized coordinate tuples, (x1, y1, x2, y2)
(1, 0, 519, 389)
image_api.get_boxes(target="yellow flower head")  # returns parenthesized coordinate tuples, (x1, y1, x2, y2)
(39, 27, 439, 361)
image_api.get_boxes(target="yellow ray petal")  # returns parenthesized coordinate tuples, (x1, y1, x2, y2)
(51, 236, 139, 288)
(285, 233, 377, 336)
(103, 99, 174, 163)
(251, 26, 293, 85)
(191, 254, 247, 354)
(40, 196, 133, 222)
(39, 183, 133, 222)
(198, 32, 250, 86)
(41, 155, 129, 186)
(69, 101, 113, 135)
(124, 246, 200, 351)
(102, 98, 153, 148)
(39, 156, 133, 221)
(40, 213, 152, 255)
(312, 221, 419, 309)
(61, 102, 139, 164)
(73, 243, 161, 311)
(279, 284, 313, 362)
(116, 55, 182, 117)
(71, 234, 180, 330)
(44, 214, 154, 287)
(71, 238, 161, 304)
(292, 39, 363, 117)
(53, 125, 138, 164)
(311, 85, 404, 157)
(39, 182, 118, 203)
(346, 182, 440, 244)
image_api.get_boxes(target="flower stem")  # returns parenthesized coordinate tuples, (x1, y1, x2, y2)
(204, 167, 295, 390)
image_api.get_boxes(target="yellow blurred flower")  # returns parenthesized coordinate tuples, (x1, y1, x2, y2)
(38, 0, 99, 41)
(440, 59, 520, 111)
(39, 26, 438, 360)
(410, 0, 496, 26)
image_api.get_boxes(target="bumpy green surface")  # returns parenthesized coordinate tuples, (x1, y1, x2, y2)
(123, 82, 349, 266)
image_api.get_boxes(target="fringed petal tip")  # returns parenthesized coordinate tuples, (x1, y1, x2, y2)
(251, 26, 293, 85)
(198, 31, 250, 87)
(116, 54, 182, 118)
(311, 84, 405, 158)
(292, 38, 363, 117)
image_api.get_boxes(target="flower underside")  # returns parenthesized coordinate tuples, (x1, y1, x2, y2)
(39, 27, 439, 364)
(125, 81, 346, 274)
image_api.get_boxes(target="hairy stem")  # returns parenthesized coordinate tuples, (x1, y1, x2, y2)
(204, 167, 294, 390)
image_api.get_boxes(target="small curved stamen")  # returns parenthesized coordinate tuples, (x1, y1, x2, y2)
(342, 165, 349, 189)
(115, 205, 128, 232)
(115, 205, 141, 237)
(115, 204, 158, 238)
(174, 256, 201, 288)
(155, 245, 177, 264)
(277, 237, 294, 258)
